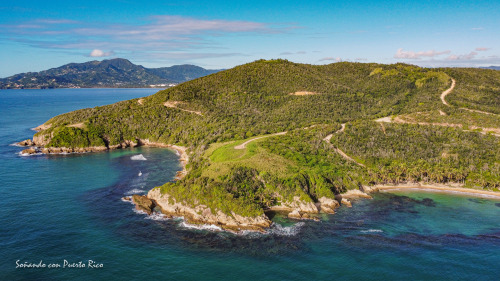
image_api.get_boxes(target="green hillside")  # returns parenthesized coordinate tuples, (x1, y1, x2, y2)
(29, 59, 500, 218)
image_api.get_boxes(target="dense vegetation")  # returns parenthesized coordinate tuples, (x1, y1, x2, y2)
(331, 121, 500, 188)
(445, 68, 500, 114)
(30, 59, 500, 217)
(0, 58, 221, 89)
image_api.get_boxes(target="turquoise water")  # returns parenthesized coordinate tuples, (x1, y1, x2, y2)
(1, 89, 500, 280)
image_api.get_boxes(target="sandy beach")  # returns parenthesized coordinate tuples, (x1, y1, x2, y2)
(367, 184, 500, 200)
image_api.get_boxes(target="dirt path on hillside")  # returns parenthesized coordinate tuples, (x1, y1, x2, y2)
(323, 124, 365, 167)
(164, 101, 203, 116)
(374, 77, 499, 137)
(234, 132, 288, 150)
(461, 108, 500, 116)
(375, 116, 500, 137)
(440, 78, 498, 116)
(440, 78, 456, 106)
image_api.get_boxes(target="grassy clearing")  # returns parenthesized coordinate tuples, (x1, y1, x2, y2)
(202, 135, 297, 180)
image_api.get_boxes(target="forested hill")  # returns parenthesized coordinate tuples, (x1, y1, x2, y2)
(27, 59, 500, 221)
(0, 58, 222, 89)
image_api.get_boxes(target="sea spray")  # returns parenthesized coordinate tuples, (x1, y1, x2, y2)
(125, 188, 146, 195)
(131, 154, 147, 161)
(361, 229, 384, 233)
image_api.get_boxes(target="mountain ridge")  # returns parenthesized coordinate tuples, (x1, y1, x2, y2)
(0, 58, 222, 89)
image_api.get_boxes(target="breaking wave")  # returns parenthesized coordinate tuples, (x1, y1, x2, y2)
(179, 221, 223, 231)
(361, 229, 383, 233)
(145, 213, 170, 221)
(267, 222, 305, 236)
(125, 188, 146, 195)
(131, 154, 147, 161)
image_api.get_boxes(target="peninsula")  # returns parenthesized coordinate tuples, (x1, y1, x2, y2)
(20, 60, 500, 231)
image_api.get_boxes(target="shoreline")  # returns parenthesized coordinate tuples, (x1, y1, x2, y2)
(365, 184, 500, 200)
(19, 139, 189, 181)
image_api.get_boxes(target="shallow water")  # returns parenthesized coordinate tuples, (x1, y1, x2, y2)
(1, 89, 499, 280)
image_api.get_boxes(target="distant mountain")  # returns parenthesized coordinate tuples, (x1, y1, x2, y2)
(0, 58, 222, 89)
(481, 66, 500, 70)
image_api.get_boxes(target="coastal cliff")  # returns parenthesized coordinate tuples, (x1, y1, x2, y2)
(146, 188, 272, 232)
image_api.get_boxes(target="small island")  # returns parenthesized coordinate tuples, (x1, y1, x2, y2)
(20, 59, 500, 232)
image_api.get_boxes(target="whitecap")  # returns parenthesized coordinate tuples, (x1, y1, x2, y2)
(267, 222, 305, 236)
(179, 221, 223, 232)
(133, 209, 147, 215)
(131, 154, 147, 161)
(145, 213, 170, 221)
(125, 188, 146, 195)
(18, 151, 43, 157)
(361, 229, 383, 233)
(9, 142, 24, 147)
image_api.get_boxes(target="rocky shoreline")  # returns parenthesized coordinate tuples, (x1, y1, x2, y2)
(17, 136, 189, 180)
(128, 182, 500, 233)
(125, 187, 373, 232)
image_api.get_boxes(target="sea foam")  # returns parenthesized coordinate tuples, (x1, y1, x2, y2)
(125, 188, 146, 195)
(145, 213, 170, 221)
(361, 229, 383, 233)
(179, 221, 223, 231)
(267, 222, 305, 236)
(131, 154, 147, 161)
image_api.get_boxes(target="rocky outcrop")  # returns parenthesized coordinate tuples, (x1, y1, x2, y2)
(33, 132, 51, 146)
(132, 194, 156, 215)
(276, 196, 319, 213)
(341, 198, 352, 207)
(287, 209, 302, 219)
(342, 189, 372, 199)
(147, 188, 271, 232)
(17, 139, 34, 146)
(21, 146, 108, 155)
(317, 196, 340, 213)
(271, 196, 339, 220)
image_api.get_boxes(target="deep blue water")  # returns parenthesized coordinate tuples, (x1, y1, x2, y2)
(1, 89, 500, 280)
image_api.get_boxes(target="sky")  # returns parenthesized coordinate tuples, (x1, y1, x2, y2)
(0, 0, 499, 77)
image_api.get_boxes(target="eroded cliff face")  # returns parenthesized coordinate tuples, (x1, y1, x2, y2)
(147, 188, 272, 232)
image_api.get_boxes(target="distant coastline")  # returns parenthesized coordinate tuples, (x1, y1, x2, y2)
(0, 58, 222, 90)
(1, 85, 173, 90)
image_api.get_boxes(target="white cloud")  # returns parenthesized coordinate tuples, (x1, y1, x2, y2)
(471, 27, 484, 30)
(89, 49, 114, 57)
(319, 57, 341, 62)
(475, 47, 490, 52)
(394, 48, 451, 59)
(446, 51, 478, 61)
(280, 51, 306, 55)
(3, 15, 295, 62)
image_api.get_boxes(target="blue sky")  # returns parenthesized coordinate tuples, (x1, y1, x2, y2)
(0, 0, 498, 77)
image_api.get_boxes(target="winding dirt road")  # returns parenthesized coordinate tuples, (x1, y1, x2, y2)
(323, 124, 365, 167)
(164, 101, 203, 116)
(440, 78, 456, 106)
(234, 132, 287, 150)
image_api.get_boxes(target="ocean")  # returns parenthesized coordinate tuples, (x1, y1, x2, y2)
(1, 88, 499, 280)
